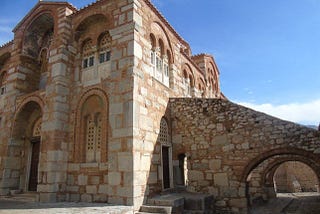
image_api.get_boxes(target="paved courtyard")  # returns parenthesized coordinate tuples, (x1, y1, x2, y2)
(250, 192, 320, 214)
(1, 192, 320, 213)
(0, 198, 134, 214)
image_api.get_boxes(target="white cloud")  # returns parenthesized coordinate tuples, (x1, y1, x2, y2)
(238, 99, 320, 125)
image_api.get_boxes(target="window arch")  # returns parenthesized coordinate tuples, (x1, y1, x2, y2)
(160, 118, 170, 146)
(0, 71, 7, 95)
(98, 32, 112, 64)
(183, 70, 191, 96)
(149, 34, 171, 87)
(82, 39, 95, 69)
(75, 90, 108, 163)
(32, 117, 42, 137)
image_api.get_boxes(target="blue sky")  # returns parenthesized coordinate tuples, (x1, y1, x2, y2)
(0, 0, 320, 125)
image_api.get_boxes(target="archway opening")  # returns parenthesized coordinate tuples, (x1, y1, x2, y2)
(22, 13, 54, 92)
(8, 101, 43, 192)
(273, 161, 319, 193)
(244, 153, 320, 213)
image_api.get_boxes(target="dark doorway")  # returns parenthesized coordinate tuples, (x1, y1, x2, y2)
(28, 138, 40, 191)
(162, 146, 170, 189)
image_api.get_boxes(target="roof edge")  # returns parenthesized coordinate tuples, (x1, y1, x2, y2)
(13, 1, 77, 33)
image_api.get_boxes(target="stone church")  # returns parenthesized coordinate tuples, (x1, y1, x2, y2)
(0, 0, 319, 213)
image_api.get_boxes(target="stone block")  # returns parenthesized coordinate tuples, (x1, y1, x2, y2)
(209, 159, 221, 170)
(68, 163, 80, 171)
(188, 170, 204, 181)
(66, 186, 79, 192)
(93, 194, 107, 202)
(69, 193, 80, 202)
(47, 172, 66, 183)
(98, 185, 108, 194)
(86, 185, 97, 194)
(108, 196, 124, 205)
(117, 186, 133, 197)
(37, 184, 59, 192)
(212, 135, 228, 146)
(39, 193, 57, 202)
(81, 194, 92, 202)
(118, 153, 133, 172)
(90, 176, 100, 185)
(214, 173, 229, 186)
(228, 198, 247, 208)
(108, 172, 121, 186)
(78, 174, 88, 185)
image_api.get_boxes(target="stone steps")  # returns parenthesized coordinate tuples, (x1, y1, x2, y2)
(139, 205, 172, 213)
(139, 191, 214, 214)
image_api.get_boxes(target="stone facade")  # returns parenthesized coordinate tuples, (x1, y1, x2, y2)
(0, 1, 319, 214)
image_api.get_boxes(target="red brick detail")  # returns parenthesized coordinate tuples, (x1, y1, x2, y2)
(241, 147, 320, 182)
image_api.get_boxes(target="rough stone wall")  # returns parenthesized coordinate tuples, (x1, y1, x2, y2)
(170, 98, 320, 213)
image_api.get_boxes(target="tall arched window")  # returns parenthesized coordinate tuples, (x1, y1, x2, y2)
(160, 118, 169, 146)
(79, 95, 107, 163)
(82, 39, 95, 69)
(149, 34, 171, 87)
(183, 70, 191, 96)
(98, 32, 111, 64)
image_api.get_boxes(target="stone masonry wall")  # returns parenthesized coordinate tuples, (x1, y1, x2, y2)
(170, 98, 320, 213)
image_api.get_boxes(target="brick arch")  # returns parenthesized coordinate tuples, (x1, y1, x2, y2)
(74, 87, 109, 163)
(74, 14, 112, 42)
(158, 116, 172, 146)
(22, 10, 55, 34)
(241, 147, 320, 182)
(22, 11, 55, 59)
(149, 33, 157, 49)
(261, 155, 320, 186)
(150, 21, 175, 63)
(15, 95, 45, 117)
(182, 63, 195, 87)
(11, 96, 44, 140)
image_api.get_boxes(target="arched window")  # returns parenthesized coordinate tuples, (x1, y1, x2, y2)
(82, 39, 95, 69)
(39, 48, 48, 74)
(32, 118, 42, 137)
(0, 71, 7, 95)
(160, 118, 169, 146)
(149, 34, 171, 87)
(98, 32, 111, 64)
(79, 95, 107, 163)
(183, 70, 191, 96)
